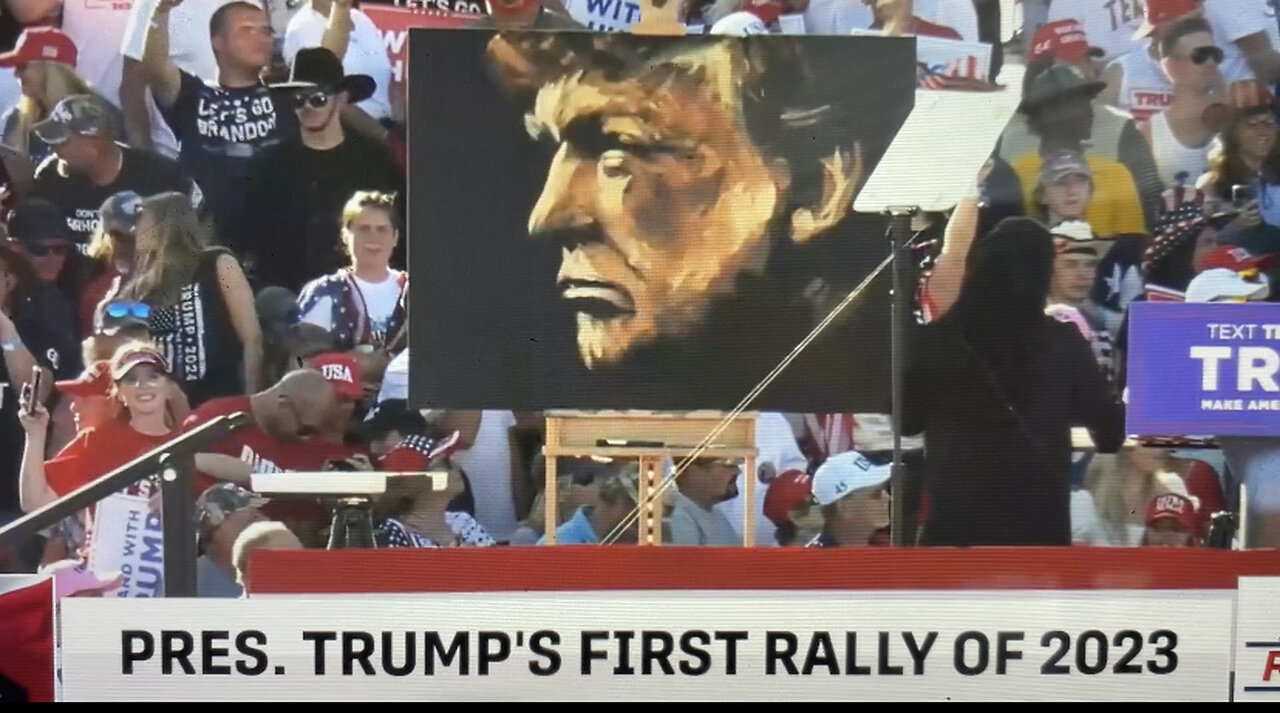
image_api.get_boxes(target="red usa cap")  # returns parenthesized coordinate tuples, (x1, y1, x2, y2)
(311, 353, 364, 399)
(1200, 245, 1276, 273)
(1145, 492, 1198, 533)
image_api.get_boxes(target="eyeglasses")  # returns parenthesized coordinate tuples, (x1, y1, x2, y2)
(1245, 116, 1278, 130)
(291, 91, 331, 110)
(105, 301, 150, 321)
(1189, 46, 1224, 65)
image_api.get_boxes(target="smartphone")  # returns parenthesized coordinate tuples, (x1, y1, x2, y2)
(22, 366, 42, 416)
(1232, 183, 1255, 209)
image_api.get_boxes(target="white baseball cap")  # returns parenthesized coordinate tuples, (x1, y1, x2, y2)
(1186, 268, 1270, 303)
(1050, 219, 1094, 243)
(811, 451, 891, 506)
(710, 11, 769, 36)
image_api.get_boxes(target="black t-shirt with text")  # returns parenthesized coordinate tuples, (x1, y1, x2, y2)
(160, 71, 297, 253)
(30, 147, 201, 249)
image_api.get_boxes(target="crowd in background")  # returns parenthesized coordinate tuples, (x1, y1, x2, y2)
(0, 0, 1272, 596)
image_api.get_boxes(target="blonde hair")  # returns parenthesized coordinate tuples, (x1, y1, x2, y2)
(4, 61, 98, 152)
(116, 192, 213, 307)
(339, 191, 398, 258)
(86, 223, 128, 264)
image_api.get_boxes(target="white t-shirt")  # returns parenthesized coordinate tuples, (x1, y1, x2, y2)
(801, 0, 872, 35)
(914, 0, 979, 43)
(376, 347, 409, 404)
(1203, 0, 1280, 83)
(283, 7, 394, 120)
(299, 270, 404, 334)
(1047, 0, 1144, 62)
(62, 0, 134, 107)
(714, 412, 809, 547)
(1108, 43, 1173, 120)
(562, 0, 642, 32)
(122, 0, 238, 156)
(453, 410, 519, 542)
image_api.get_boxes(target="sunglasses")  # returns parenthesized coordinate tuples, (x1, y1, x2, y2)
(105, 301, 151, 321)
(291, 91, 331, 110)
(11, 240, 69, 257)
(1189, 46, 1224, 65)
(118, 370, 165, 388)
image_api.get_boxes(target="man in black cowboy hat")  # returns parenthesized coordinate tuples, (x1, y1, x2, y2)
(245, 46, 404, 292)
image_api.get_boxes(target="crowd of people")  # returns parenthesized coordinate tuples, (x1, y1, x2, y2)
(0, 0, 1275, 596)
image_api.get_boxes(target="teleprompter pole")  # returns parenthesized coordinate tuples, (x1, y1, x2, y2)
(887, 207, 917, 547)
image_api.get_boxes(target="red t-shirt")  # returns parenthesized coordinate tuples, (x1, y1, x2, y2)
(184, 396, 366, 519)
(43, 420, 174, 498)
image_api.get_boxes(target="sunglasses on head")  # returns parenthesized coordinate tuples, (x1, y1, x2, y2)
(105, 301, 151, 321)
(291, 90, 331, 110)
(1189, 46, 1224, 65)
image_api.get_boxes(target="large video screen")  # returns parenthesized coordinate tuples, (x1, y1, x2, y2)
(409, 30, 915, 412)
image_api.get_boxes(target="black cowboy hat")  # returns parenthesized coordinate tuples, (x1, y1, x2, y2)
(271, 47, 375, 104)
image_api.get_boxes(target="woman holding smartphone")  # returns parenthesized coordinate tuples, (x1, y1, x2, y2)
(1198, 90, 1280, 255)
(17, 342, 178, 513)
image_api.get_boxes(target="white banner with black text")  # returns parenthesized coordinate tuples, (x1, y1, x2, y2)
(60, 591, 1232, 701)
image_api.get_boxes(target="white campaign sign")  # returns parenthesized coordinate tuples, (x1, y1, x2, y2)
(87, 493, 164, 598)
(61, 591, 1232, 701)
(1234, 577, 1280, 702)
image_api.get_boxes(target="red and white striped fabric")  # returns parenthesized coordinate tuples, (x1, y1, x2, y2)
(802, 413, 857, 463)
(1159, 184, 1208, 215)
(1145, 284, 1187, 302)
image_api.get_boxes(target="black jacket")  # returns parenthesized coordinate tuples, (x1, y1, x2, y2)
(903, 318, 1124, 546)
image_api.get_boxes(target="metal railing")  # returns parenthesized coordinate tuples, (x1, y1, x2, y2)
(0, 413, 249, 596)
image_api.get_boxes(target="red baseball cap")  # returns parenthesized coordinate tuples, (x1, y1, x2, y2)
(379, 432, 463, 472)
(55, 360, 112, 398)
(312, 353, 364, 400)
(1132, 0, 1200, 41)
(109, 345, 169, 381)
(1200, 245, 1277, 273)
(1030, 20, 1104, 64)
(762, 469, 813, 529)
(1145, 492, 1199, 533)
(0, 27, 78, 69)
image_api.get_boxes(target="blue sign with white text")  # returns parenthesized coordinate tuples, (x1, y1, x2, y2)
(1128, 302, 1280, 436)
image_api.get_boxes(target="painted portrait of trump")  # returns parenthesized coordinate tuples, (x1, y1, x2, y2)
(411, 30, 915, 412)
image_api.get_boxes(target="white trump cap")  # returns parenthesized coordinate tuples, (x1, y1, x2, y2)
(811, 451, 891, 506)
